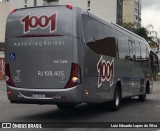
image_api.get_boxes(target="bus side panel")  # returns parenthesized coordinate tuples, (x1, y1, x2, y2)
(83, 45, 115, 103)
(82, 14, 153, 103)
(82, 47, 141, 103)
(82, 48, 152, 103)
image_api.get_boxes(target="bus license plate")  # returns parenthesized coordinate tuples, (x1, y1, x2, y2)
(33, 94, 45, 98)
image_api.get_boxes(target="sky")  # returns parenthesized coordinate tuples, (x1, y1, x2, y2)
(142, 0, 160, 37)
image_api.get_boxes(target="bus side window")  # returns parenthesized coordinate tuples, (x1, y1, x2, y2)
(82, 15, 102, 44)
(140, 42, 147, 60)
(146, 45, 149, 59)
(102, 25, 117, 57)
(128, 38, 136, 60)
(132, 39, 136, 60)
(83, 15, 117, 57)
(118, 32, 130, 59)
(135, 41, 141, 60)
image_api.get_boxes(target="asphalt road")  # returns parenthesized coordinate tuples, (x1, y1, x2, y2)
(0, 81, 160, 131)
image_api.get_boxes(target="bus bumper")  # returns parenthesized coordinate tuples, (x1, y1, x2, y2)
(6, 85, 83, 104)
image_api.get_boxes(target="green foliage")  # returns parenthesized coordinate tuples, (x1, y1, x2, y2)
(134, 27, 149, 41)
(122, 22, 160, 50)
(122, 22, 149, 41)
(122, 22, 135, 32)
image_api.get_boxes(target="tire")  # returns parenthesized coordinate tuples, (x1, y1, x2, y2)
(56, 104, 76, 110)
(138, 94, 146, 101)
(87, 103, 94, 106)
(139, 85, 147, 101)
(110, 87, 121, 111)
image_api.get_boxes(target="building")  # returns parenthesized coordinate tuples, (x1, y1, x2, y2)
(9, 0, 123, 25)
(0, 1, 10, 50)
(51, 0, 123, 25)
(0, 1, 8, 79)
(2, 0, 9, 2)
(9, 0, 49, 11)
(123, 0, 142, 28)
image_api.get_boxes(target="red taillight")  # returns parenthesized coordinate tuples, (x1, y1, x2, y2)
(8, 91, 11, 95)
(65, 63, 81, 88)
(66, 5, 73, 10)
(5, 64, 15, 87)
(10, 9, 17, 14)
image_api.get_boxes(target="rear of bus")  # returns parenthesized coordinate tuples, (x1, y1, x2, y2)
(5, 5, 83, 105)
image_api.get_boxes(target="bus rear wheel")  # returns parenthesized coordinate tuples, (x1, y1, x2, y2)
(110, 87, 121, 111)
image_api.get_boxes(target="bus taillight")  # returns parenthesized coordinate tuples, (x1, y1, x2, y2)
(8, 91, 11, 95)
(10, 9, 17, 14)
(66, 5, 73, 10)
(65, 63, 81, 88)
(5, 64, 15, 87)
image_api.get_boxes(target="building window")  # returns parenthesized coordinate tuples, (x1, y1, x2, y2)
(25, 0, 27, 4)
(135, 8, 138, 14)
(34, 0, 37, 6)
(88, 1, 90, 7)
(135, 1, 138, 9)
(116, 0, 123, 25)
(135, 15, 138, 21)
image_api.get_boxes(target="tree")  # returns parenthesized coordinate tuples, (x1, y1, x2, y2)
(122, 22, 136, 32)
(122, 23, 160, 52)
(134, 27, 149, 41)
(122, 22, 155, 42)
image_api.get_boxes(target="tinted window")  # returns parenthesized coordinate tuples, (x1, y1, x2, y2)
(102, 25, 117, 57)
(83, 15, 117, 57)
(83, 15, 102, 44)
(128, 38, 136, 60)
(140, 43, 147, 59)
(135, 41, 141, 60)
(118, 32, 130, 59)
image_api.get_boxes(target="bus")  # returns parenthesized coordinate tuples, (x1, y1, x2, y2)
(5, 5, 154, 111)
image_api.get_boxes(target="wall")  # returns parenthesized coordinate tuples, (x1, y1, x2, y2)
(123, 0, 135, 23)
(0, 2, 10, 43)
(9, 0, 44, 11)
